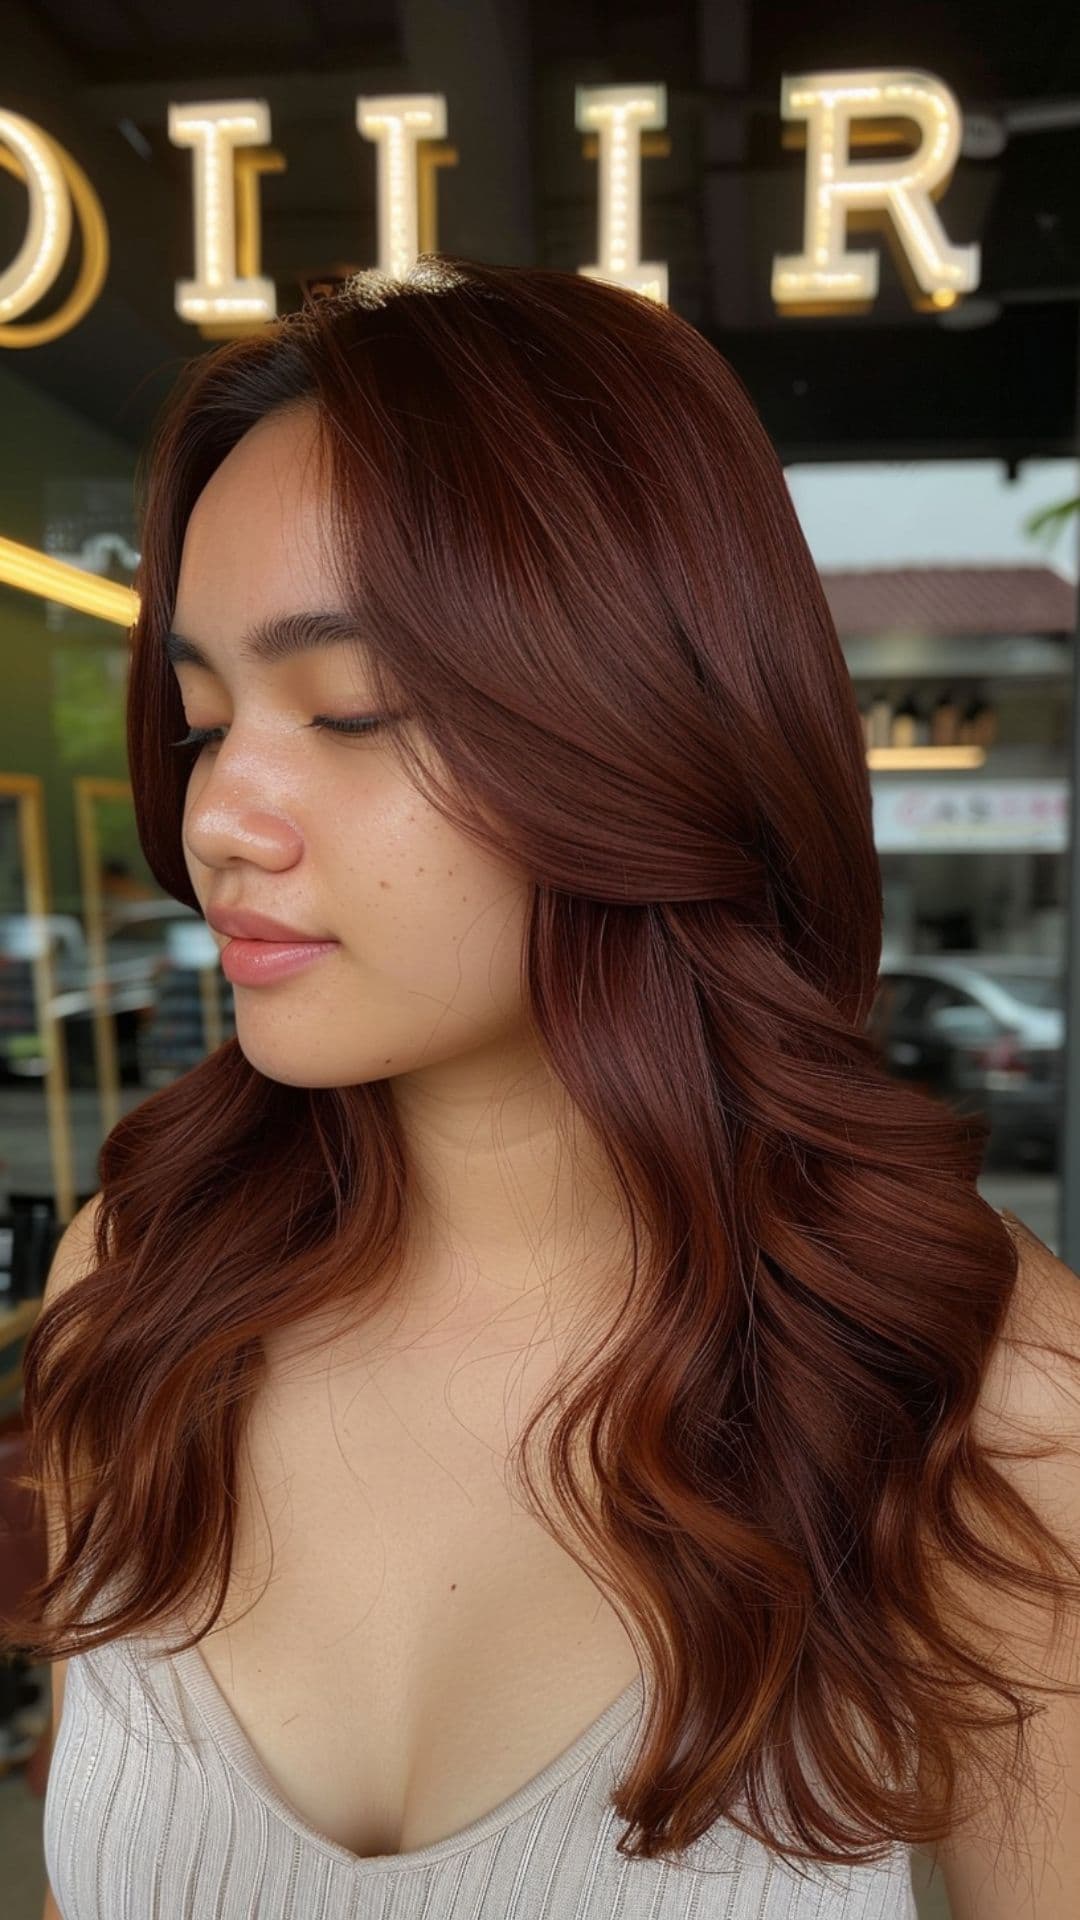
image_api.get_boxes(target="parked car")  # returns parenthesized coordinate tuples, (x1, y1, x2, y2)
(869, 954, 1063, 1171)
(0, 903, 233, 1089)
(134, 914, 236, 1084)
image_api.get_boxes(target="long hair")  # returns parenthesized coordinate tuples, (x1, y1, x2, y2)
(8, 253, 1080, 1872)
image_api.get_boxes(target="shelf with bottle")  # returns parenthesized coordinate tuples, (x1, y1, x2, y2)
(859, 687, 998, 754)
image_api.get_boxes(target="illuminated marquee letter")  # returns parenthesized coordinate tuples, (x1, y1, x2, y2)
(169, 99, 276, 323)
(772, 69, 980, 308)
(355, 95, 447, 279)
(0, 108, 72, 322)
(575, 84, 668, 305)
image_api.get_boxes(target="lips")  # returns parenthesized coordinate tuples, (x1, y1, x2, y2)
(205, 905, 334, 943)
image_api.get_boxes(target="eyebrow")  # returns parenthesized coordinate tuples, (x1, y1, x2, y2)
(163, 610, 368, 670)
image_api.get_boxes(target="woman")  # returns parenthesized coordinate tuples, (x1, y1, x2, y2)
(11, 255, 1080, 1919)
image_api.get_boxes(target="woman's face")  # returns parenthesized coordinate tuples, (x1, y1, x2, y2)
(171, 403, 533, 1091)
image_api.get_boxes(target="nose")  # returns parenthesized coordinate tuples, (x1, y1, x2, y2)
(183, 770, 306, 876)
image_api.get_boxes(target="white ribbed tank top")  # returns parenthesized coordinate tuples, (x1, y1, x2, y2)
(44, 1618, 917, 1919)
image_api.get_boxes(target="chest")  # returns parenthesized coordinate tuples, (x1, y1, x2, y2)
(184, 1307, 641, 1860)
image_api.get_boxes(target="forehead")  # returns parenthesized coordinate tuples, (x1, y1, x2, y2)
(172, 408, 345, 656)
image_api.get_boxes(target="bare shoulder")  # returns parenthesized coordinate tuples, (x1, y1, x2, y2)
(933, 1206, 1080, 1919)
(41, 1191, 107, 1309)
(973, 1207, 1080, 1452)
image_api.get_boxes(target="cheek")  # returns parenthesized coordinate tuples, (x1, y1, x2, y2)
(353, 847, 530, 1020)
(444, 875, 530, 1022)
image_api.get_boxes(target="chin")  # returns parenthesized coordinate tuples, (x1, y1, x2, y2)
(233, 1042, 356, 1090)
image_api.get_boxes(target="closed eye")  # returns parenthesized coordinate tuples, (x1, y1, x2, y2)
(171, 716, 385, 750)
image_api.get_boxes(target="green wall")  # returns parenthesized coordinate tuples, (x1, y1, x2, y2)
(0, 358, 138, 916)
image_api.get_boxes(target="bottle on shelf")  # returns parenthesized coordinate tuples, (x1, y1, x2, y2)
(890, 694, 925, 748)
(868, 689, 892, 748)
(930, 688, 959, 747)
(959, 697, 997, 748)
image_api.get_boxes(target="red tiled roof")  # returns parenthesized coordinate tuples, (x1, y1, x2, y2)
(819, 565, 1076, 638)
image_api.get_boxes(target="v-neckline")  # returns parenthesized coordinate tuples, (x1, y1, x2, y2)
(158, 1630, 646, 1879)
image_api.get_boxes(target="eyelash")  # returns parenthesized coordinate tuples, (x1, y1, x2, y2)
(171, 716, 383, 750)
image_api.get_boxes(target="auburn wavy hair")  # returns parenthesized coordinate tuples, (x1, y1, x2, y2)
(7, 253, 1080, 1876)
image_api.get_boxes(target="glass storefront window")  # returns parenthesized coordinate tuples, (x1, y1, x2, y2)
(789, 457, 1078, 1256)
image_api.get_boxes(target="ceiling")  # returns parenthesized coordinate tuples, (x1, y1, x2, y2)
(3, 0, 1080, 463)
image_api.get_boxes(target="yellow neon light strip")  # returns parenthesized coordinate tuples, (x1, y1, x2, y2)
(0, 533, 137, 626)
